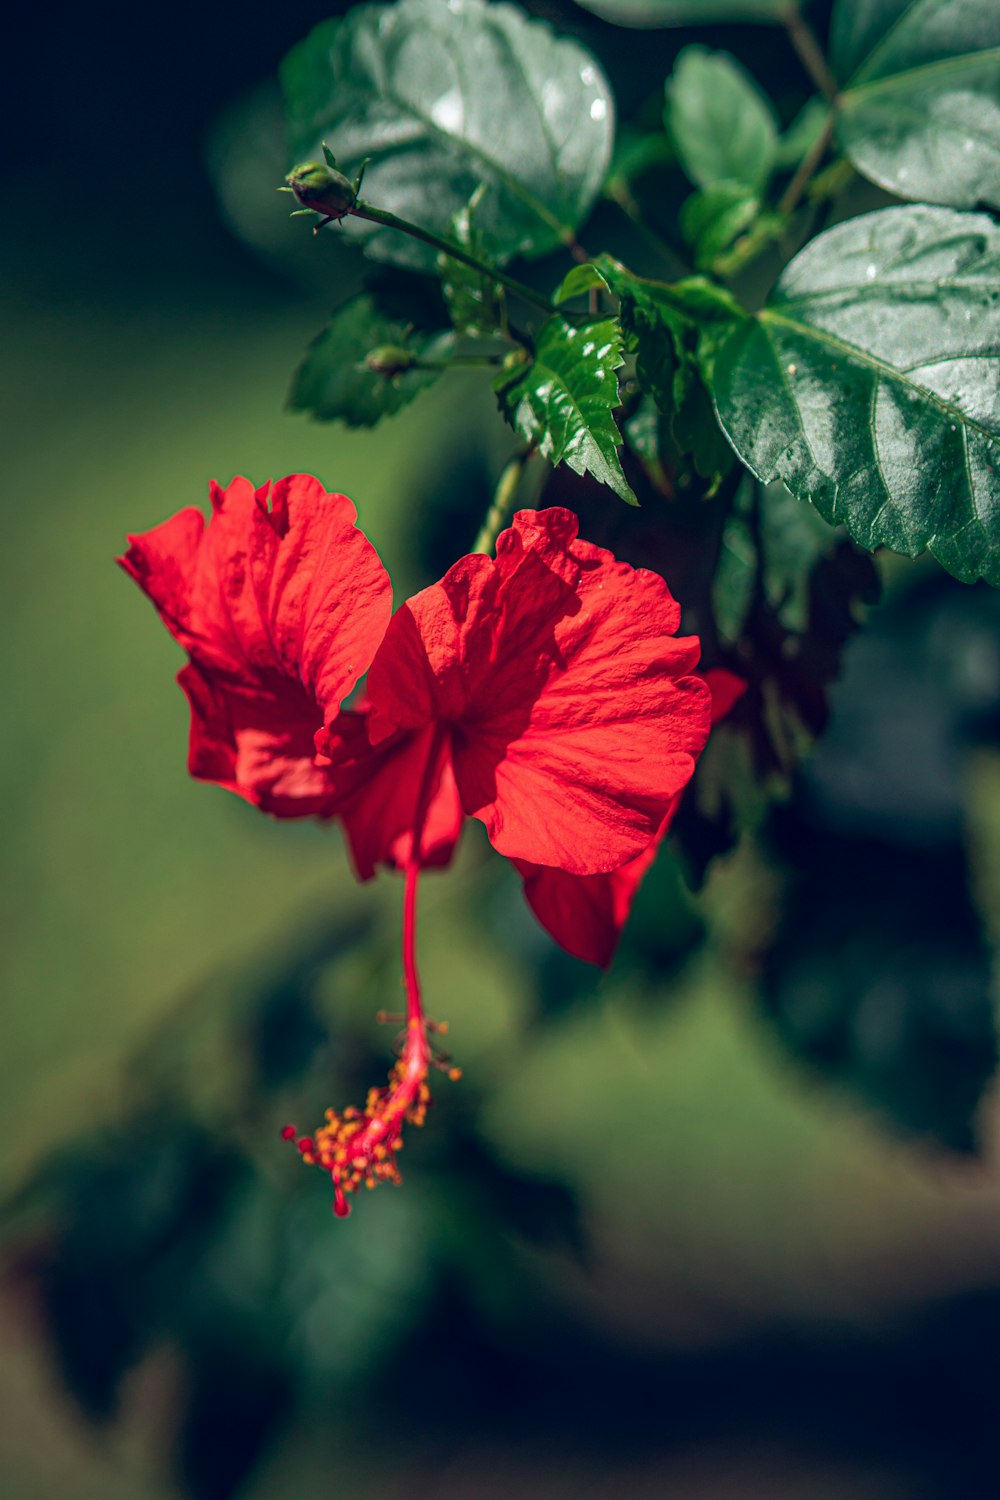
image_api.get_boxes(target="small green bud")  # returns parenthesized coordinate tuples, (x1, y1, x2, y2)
(366, 345, 417, 378)
(500, 347, 531, 375)
(285, 161, 357, 221)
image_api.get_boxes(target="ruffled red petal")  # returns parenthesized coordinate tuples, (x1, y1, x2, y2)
(366, 508, 712, 875)
(179, 665, 342, 818)
(512, 829, 666, 969)
(119, 476, 392, 815)
(515, 667, 747, 966)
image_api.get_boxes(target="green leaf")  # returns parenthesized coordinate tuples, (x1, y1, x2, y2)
(589, 257, 745, 368)
(574, 0, 790, 27)
(832, 0, 1000, 208)
(553, 263, 610, 305)
(623, 395, 664, 467)
(713, 496, 757, 640)
(439, 191, 502, 337)
(281, 0, 614, 269)
(755, 482, 843, 632)
(672, 358, 738, 489)
(680, 182, 761, 269)
(715, 480, 843, 640)
(712, 205, 1000, 586)
(288, 292, 452, 426)
(585, 257, 744, 486)
(665, 46, 779, 191)
(493, 317, 636, 504)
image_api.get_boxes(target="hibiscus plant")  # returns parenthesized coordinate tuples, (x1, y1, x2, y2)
(122, 0, 1000, 1217)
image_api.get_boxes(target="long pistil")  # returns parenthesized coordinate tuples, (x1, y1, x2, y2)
(283, 729, 458, 1216)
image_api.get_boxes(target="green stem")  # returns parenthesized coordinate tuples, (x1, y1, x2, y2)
(472, 451, 533, 555)
(777, 108, 837, 216)
(349, 200, 558, 317)
(782, 7, 840, 103)
(413, 354, 505, 371)
(717, 107, 838, 277)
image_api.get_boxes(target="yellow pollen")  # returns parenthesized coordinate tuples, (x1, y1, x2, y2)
(283, 1015, 460, 1216)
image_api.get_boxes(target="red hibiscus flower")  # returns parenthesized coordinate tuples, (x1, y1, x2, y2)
(118, 475, 392, 817)
(321, 506, 712, 879)
(122, 479, 714, 1216)
(512, 667, 746, 968)
(297, 505, 713, 1213)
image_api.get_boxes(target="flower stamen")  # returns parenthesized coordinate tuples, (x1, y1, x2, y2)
(282, 1013, 439, 1216)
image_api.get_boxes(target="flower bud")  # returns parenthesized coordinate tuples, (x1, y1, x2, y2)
(285, 161, 357, 220)
(366, 345, 418, 378)
(500, 347, 531, 375)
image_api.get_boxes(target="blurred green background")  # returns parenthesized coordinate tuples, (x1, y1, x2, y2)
(4, 3, 1000, 1498)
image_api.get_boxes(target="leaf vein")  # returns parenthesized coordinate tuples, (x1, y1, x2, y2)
(843, 45, 1000, 101)
(761, 309, 998, 444)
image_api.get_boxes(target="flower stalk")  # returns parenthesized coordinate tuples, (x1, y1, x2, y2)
(349, 200, 557, 316)
(284, 157, 561, 318)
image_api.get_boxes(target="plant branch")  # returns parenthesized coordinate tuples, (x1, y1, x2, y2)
(782, 7, 840, 103)
(413, 353, 505, 371)
(349, 200, 558, 316)
(777, 108, 837, 216)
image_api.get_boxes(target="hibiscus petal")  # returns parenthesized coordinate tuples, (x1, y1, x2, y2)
(512, 829, 665, 969)
(117, 506, 207, 652)
(366, 507, 712, 875)
(701, 667, 747, 725)
(250, 475, 393, 721)
(318, 710, 462, 879)
(119, 475, 392, 814)
(179, 664, 339, 818)
(516, 666, 747, 965)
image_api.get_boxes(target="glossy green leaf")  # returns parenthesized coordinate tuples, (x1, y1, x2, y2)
(493, 317, 635, 504)
(583, 258, 745, 366)
(832, 0, 1000, 208)
(574, 0, 790, 27)
(713, 205, 1000, 586)
(288, 293, 452, 426)
(439, 192, 502, 338)
(281, 0, 614, 269)
(577, 258, 743, 486)
(672, 358, 739, 488)
(665, 46, 778, 191)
